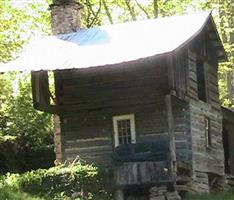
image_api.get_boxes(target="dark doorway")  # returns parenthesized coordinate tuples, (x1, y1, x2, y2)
(222, 127, 231, 174)
(124, 187, 149, 200)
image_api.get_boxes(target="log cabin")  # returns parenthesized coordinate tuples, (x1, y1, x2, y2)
(1, 0, 234, 199)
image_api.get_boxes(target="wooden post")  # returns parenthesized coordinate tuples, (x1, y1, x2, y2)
(165, 94, 177, 182)
(114, 190, 124, 200)
(54, 114, 63, 165)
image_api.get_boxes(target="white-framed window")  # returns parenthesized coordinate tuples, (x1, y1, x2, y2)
(113, 114, 136, 147)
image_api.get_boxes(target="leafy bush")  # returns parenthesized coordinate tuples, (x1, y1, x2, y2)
(0, 187, 44, 200)
(0, 160, 112, 200)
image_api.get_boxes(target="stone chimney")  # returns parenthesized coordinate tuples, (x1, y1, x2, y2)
(50, 0, 82, 164)
(50, 0, 83, 35)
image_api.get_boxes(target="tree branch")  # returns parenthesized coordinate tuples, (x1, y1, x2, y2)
(84, 0, 102, 27)
(154, 0, 159, 18)
(134, 0, 151, 19)
(102, 0, 113, 24)
(124, 0, 137, 21)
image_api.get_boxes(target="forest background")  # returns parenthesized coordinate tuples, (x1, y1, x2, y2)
(0, 0, 233, 173)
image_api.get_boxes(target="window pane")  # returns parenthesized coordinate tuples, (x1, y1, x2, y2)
(117, 119, 132, 145)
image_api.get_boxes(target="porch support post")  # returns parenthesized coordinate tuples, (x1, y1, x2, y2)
(165, 94, 177, 182)
(54, 114, 63, 164)
(114, 190, 124, 200)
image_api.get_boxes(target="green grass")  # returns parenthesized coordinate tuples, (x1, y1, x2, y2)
(185, 191, 234, 200)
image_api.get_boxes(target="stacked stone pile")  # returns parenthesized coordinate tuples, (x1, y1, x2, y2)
(149, 186, 181, 200)
(149, 186, 166, 200)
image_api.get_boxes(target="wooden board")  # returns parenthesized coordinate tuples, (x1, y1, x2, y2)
(114, 161, 171, 187)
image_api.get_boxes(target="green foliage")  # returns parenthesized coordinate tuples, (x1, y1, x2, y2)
(0, 188, 44, 200)
(3, 74, 52, 149)
(80, 0, 195, 28)
(0, 160, 112, 200)
(0, 73, 54, 173)
(0, 0, 51, 63)
(0, 0, 54, 173)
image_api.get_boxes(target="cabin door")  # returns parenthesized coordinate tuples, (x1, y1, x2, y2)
(113, 114, 136, 147)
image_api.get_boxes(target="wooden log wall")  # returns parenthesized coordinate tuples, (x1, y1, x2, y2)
(187, 45, 224, 192)
(187, 33, 221, 110)
(31, 71, 50, 111)
(173, 49, 188, 99)
(54, 57, 170, 166)
(167, 49, 189, 100)
(171, 98, 192, 175)
(189, 100, 223, 192)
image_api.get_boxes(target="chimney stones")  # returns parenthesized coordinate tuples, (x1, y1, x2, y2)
(50, 0, 83, 35)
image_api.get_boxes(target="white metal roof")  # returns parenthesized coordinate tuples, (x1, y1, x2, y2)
(0, 12, 225, 72)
